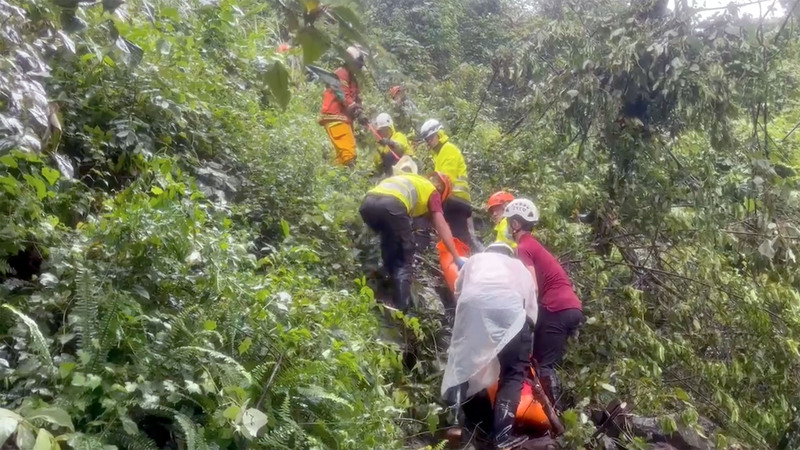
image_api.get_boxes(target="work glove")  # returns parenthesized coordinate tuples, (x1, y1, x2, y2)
(378, 138, 390, 146)
(455, 257, 468, 270)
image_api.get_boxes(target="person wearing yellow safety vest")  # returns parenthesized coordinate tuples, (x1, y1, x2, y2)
(487, 191, 517, 248)
(373, 113, 414, 176)
(360, 172, 466, 311)
(420, 119, 483, 251)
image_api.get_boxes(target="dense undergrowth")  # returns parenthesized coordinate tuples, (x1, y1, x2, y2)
(4, 0, 800, 448)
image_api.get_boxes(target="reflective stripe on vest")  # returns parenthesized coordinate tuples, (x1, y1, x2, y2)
(453, 175, 470, 201)
(368, 174, 436, 217)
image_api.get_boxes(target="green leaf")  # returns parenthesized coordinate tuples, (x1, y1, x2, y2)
(203, 320, 217, 331)
(26, 407, 74, 432)
(330, 6, 363, 31)
(0, 154, 17, 168)
(16, 424, 35, 450)
(23, 174, 47, 200)
(222, 406, 240, 421)
(151, 186, 164, 195)
(32, 428, 58, 450)
(59, 362, 76, 379)
(281, 219, 291, 238)
(675, 387, 691, 402)
(132, 285, 150, 300)
(296, 27, 329, 65)
(41, 167, 60, 186)
(120, 415, 138, 435)
(265, 61, 291, 109)
(238, 337, 252, 355)
(599, 383, 616, 393)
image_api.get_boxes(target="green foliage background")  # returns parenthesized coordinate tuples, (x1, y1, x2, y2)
(3, 0, 800, 448)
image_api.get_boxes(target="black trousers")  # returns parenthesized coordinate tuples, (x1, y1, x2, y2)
(442, 198, 471, 243)
(359, 195, 415, 310)
(533, 308, 584, 368)
(494, 321, 533, 435)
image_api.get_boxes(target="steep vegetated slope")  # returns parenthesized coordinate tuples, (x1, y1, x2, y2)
(2, 0, 800, 449)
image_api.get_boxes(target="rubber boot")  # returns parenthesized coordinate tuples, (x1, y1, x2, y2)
(493, 400, 527, 449)
(393, 265, 413, 312)
(539, 368, 563, 412)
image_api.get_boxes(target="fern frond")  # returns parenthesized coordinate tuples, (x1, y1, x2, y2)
(88, 290, 122, 372)
(0, 258, 13, 275)
(296, 385, 353, 410)
(2, 304, 55, 376)
(73, 270, 99, 351)
(177, 346, 253, 385)
(110, 431, 159, 450)
(62, 432, 110, 450)
(144, 406, 208, 450)
(164, 305, 202, 349)
(430, 439, 448, 450)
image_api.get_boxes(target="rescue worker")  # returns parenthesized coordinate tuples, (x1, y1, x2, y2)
(503, 198, 584, 410)
(360, 172, 466, 311)
(487, 191, 516, 247)
(419, 119, 483, 252)
(318, 46, 367, 166)
(441, 242, 538, 449)
(373, 113, 413, 176)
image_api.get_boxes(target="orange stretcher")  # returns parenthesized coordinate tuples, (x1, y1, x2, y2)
(436, 238, 471, 293)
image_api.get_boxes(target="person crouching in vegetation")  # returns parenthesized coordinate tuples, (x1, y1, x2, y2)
(486, 190, 516, 248)
(503, 199, 584, 410)
(442, 242, 538, 449)
(420, 119, 483, 252)
(360, 172, 466, 311)
(318, 46, 368, 167)
(373, 112, 413, 176)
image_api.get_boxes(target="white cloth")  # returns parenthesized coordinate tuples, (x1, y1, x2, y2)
(441, 253, 538, 398)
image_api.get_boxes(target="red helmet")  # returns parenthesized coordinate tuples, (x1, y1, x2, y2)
(487, 191, 515, 210)
(389, 85, 403, 99)
(430, 171, 453, 202)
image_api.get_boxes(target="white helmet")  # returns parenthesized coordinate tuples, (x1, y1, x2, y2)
(420, 119, 443, 139)
(485, 242, 515, 257)
(504, 198, 539, 223)
(375, 113, 393, 129)
(346, 45, 366, 62)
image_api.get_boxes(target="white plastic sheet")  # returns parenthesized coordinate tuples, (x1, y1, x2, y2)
(441, 253, 538, 398)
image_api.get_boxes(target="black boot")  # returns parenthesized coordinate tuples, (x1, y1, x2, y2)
(393, 265, 413, 311)
(493, 400, 527, 449)
(539, 368, 563, 412)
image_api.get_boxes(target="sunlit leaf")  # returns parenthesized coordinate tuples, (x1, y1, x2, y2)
(296, 27, 329, 65)
(265, 61, 291, 109)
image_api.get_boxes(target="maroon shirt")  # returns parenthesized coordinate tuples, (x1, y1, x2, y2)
(427, 191, 443, 214)
(517, 233, 582, 313)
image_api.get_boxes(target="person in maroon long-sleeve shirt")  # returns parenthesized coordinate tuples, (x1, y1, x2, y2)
(503, 198, 584, 410)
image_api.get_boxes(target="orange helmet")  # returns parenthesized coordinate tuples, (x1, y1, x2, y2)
(487, 191, 515, 210)
(389, 85, 403, 99)
(430, 171, 453, 202)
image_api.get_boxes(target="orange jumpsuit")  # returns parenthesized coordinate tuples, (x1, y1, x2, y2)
(319, 67, 361, 166)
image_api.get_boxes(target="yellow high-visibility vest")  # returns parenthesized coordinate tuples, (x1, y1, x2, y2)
(368, 173, 438, 217)
(433, 135, 470, 202)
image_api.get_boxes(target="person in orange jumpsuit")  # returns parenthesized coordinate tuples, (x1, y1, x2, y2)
(319, 46, 367, 166)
